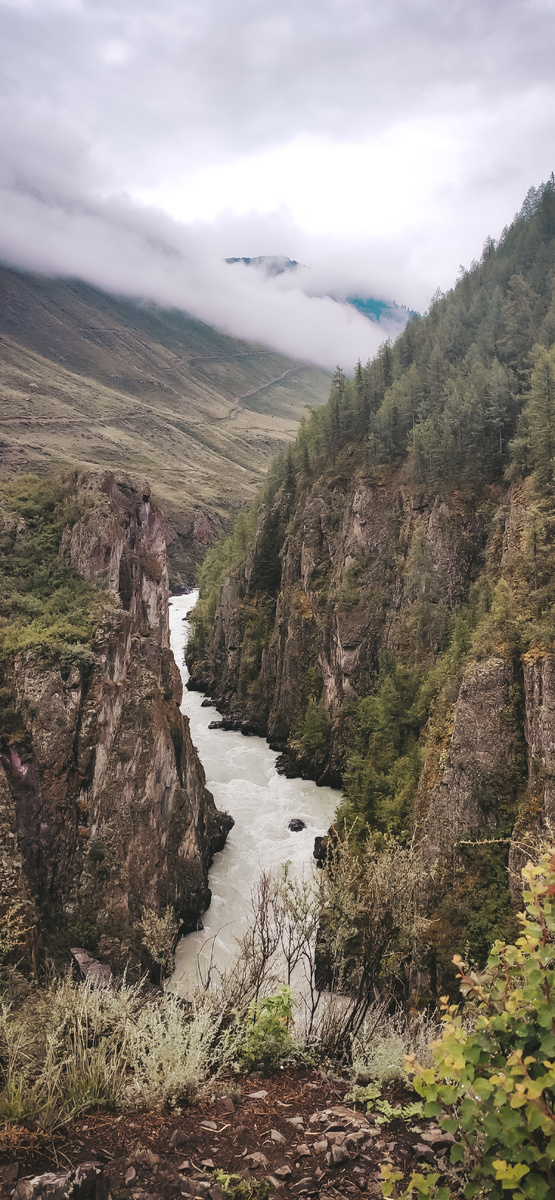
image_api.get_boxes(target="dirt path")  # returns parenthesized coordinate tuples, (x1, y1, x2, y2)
(212, 367, 301, 422)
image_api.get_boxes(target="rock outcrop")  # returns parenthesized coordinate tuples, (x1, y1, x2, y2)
(413, 657, 524, 865)
(188, 470, 555, 961)
(0, 474, 232, 969)
(189, 476, 488, 787)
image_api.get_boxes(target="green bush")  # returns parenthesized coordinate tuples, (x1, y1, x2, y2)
(225, 986, 294, 1070)
(139, 905, 180, 979)
(384, 849, 555, 1200)
(212, 1172, 269, 1200)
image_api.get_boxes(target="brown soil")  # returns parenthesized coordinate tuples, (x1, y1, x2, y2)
(0, 1069, 455, 1200)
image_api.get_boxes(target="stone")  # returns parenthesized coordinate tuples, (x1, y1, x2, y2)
(200, 1161, 215, 1171)
(209, 1187, 226, 1200)
(200, 1121, 218, 1132)
(13, 1165, 104, 1200)
(329, 1107, 368, 1128)
(331, 1144, 350, 1166)
(414, 1143, 436, 1164)
(13, 1177, 63, 1200)
(270, 1130, 286, 1143)
(288, 819, 306, 832)
(215, 1096, 235, 1114)
(245, 1154, 269, 1169)
(136, 1153, 160, 1169)
(70, 949, 113, 987)
(176, 1162, 190, 1172)
(273, 1167, 292, 1180)
(125, 1169, 137, 1186)
(296, 1145, 311, 1158)
(292, 1179, 316, 1195)
(286, 1116, 304, 1128)
(247, 1090, 268, 1099)
(312, 1139, 328, 1154)
(420, 1129, 455, 1149)
(169, 1130, 190, 1149)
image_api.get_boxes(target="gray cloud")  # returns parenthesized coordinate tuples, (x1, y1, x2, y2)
(0, 0, 554, 368)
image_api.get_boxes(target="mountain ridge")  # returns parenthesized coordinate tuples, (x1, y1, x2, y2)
(0, 265, 331, 583)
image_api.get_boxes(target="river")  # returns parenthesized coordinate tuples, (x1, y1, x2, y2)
(168, 593, 340, 995)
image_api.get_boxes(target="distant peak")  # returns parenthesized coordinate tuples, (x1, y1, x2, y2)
(225, 255, 302, 276)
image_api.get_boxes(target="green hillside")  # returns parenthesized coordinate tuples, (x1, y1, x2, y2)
(0, 267, 331, 580)
(188, 178, 555, 991)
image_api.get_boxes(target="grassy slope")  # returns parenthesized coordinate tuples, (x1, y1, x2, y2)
(0, 267, 330, 574)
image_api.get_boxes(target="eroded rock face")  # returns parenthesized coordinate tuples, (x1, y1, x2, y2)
(0, 474, 232, 967)
(413, 658, 524, 864)
(522, 654, 555, 826)
(190, 477, 555, 876)
(189, 480, 487, 786)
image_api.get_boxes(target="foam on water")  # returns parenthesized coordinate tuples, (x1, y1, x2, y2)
(169, 593, 340, 994)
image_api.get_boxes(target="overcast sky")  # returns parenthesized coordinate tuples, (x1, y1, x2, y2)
(1, 0, 554, 370)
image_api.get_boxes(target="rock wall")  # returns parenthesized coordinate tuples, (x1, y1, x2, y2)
(413, 658, 524, 863)
(189, 476, 487, 785)
(0, 474, 232, 969)
(190, 474, 555, 875)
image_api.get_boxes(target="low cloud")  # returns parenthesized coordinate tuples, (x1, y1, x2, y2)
(0, 174, 396, 370)
(0, 0, 554, 369)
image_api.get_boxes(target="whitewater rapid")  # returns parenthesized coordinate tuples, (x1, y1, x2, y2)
(168, 593, 339, 995)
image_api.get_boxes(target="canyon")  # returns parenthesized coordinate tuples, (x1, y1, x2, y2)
(0, 473, 232, 972)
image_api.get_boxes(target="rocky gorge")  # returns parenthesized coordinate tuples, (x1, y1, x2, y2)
(185, 184, 555, 985)
(0, 472, 232, 972)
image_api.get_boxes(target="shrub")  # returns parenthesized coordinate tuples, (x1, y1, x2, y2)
(225, 986, 294, 1071)
(0, 976, 222, 1132)
(128, 992, 223, 1107)
(139, 905, 180, 980)
(294, 700, 330, 755)
(351, 1009, 439, 1088)
(384, 849, 555, 1200)
(0, 903, 32, 964)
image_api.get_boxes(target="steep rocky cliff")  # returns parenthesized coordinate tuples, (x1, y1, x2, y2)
(188, 472, 488, 784)
(188, 463, 555, 977)
(0, 473, 232, 970)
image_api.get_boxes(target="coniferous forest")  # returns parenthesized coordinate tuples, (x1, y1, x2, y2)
(188, 177, 555, 993)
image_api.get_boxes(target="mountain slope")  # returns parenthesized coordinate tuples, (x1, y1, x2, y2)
(187, 180, 555, 991)
(0, 266, 331, 581)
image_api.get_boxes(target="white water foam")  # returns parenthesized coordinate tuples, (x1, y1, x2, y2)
(169, 593, 339, 996)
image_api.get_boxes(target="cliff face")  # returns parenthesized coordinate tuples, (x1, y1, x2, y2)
(189, 475, 487, 784)
(0, 474, 232, 969)
(189, 469, 555, 925)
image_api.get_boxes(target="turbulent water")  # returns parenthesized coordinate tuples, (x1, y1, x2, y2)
(169, 593, 340, 995)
